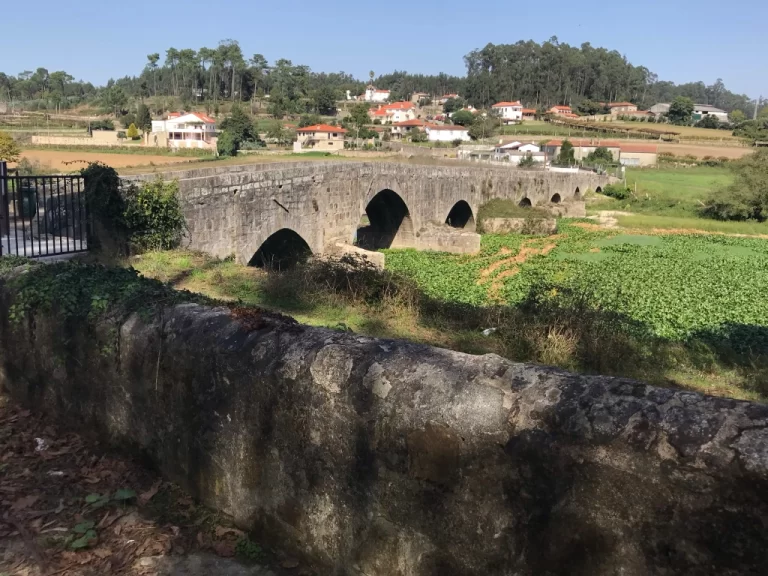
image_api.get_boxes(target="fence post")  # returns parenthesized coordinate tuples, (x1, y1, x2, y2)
(0, 161, 6, 255)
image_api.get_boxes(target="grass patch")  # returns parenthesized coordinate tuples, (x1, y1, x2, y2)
(616, 214, 768, 235)
(595, 166, 734, 218)
(477, 199, 551, 225)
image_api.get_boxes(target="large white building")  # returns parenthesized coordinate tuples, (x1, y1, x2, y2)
(491, 101, 523, 124)
(362, 87, 391, 103)
(426, 125, 471, 142)
(693, 104, 729, 122)
(150, 112, 217, 149)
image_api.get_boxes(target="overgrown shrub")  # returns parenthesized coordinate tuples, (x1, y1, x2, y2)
(123, 178, 186, 251)
(700, 148, 768, 221)
(601, 182, 632, 200)
(80, 163, 186, 253)
(217, 131, 238, 157)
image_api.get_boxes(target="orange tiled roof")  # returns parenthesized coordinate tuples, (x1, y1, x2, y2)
(393, 119, 428, 127)
(296, 124, 347, 134)
(492, 101, 522, 107)
(607, 102, 636, 108)
(522, 108, 537, 114)
(619, 143, 658, 153)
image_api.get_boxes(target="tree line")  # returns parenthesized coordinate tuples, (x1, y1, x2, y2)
(0, 37, 761, 118)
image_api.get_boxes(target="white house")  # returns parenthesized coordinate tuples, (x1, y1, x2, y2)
(150, 112, 217, 149)
(426, 125, 470, 142)
(491, 101, 523, 124)
(494, 141, 543, 164)
(362, 87, 391, 103)
(693, 104, 729, 122)
(369, 102, 416, 124)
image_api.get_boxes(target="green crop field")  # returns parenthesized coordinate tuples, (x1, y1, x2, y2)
(385, 223, 768, 345)
(616, 166, 734, 217)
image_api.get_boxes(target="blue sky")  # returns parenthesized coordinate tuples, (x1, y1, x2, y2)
(2, 0, 766, 97)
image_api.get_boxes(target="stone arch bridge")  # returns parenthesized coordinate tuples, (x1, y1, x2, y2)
(132, 162, 610, 265)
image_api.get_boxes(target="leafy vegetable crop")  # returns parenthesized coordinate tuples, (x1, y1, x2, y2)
(384, 223, 768, 349)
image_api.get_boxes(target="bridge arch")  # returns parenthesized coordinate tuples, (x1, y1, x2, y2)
(248, 228, 312, 270)
(551, 193, 562, 204)
(575, 187, 582, 199)
(356, 189, 414, 250)
(519, 197, 532, 207)
(445, 200, 475, 230)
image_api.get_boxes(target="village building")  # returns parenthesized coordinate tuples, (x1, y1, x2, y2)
(541, 139, 622, 162)
(150, 112, 217, 149)
(361, 87, 391, 103)
(618, 143, 659, 166)
(693, 104, 729, 122)
(391, 119, 429, 139)
(369, 102, 416, 124)
(549, 105, 573, 116)
(491, 101, 523, 124)
(294, 124, 347, 151)
(425, 124, 471, 142)
(411, 92, 430, 104)
(605, 102, 638, 114)
(522, 108, 537, 119)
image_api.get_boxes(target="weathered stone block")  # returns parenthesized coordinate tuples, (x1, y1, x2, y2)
(1, 286, 767, 576)
(482, 217, 558, 235)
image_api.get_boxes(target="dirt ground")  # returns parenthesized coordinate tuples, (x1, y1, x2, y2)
(0, 394, 301, 576)
(14, 151, 197, 173)
(657, 142, 753, 159)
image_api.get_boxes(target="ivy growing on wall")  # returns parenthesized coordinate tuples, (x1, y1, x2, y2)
(80, 163, 187, 253)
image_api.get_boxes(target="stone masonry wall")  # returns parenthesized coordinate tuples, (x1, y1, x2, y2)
(128, 162, 609, 263)
(1, 285, 767, 575)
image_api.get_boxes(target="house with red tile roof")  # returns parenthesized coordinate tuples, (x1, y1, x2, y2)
(522, 108, 537, 119)
(548, 105, 573, 116)
(151, 112, 217, 150)
(368, 102, 417, 124)
(492, 101, 523, 124)
(295, 124, 347, 151)
(391, 119, 429, 138)
(541, 138, 658, 165)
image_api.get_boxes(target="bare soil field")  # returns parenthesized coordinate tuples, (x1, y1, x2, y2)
(14, 150, 198, 172)
(657, 142, 753, 159)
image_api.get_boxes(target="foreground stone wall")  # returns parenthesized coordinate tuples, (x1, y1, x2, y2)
(128, 162, 608, 264)
(2, 292, 766, 575)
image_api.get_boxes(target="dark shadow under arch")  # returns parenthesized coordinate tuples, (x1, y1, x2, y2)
(575, 187, 582, 199)
(356, 189, 414, 250)
(594, 186, 602, 196)
(519, 197, 532, 207)
(445, 200, 475, 229)
(551, 193, 562, 204)
(249, 228, 312, 270)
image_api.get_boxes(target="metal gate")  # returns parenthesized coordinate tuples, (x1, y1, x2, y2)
(0, 162, 88, 258)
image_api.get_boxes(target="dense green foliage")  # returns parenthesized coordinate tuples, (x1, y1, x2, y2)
(585, 146, 614, 164)
(3, 39, 761, 118)
(0, 130, 21, 162)
(701, 149, 768, 221)
(6, 261, 205, 325)
(216, 131, 238, 157)
(384, 225, 768, 350)
(732, 119, 768, 144)
(80, 163, 186, 251)
(451, 110, 475, 126)
(462, 40, 756, 114)
(668, 96, 694, 125)
(123, 178, 186, 250)
(556, 140, 575, 165)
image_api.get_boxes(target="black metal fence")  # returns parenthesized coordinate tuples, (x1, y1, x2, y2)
(0, 162, 88, 258)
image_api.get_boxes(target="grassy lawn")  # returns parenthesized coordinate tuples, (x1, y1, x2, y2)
(593, 166, 734, 218)
(616, 214, 768, 236)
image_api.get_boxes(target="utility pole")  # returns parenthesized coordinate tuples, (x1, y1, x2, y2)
(754, 96, 762, 120)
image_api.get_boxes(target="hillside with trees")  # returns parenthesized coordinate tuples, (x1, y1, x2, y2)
(0, 38, 762, 119)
